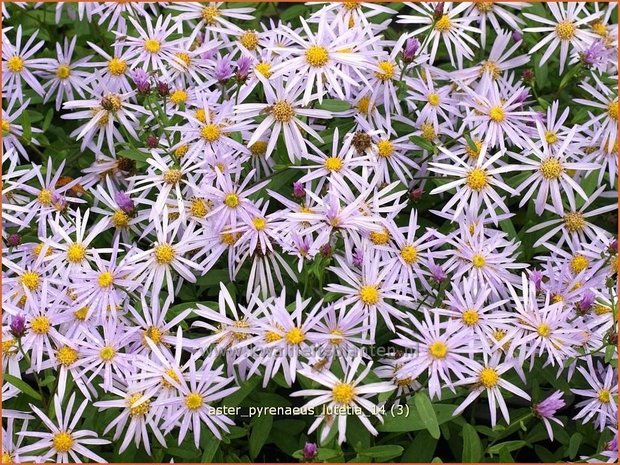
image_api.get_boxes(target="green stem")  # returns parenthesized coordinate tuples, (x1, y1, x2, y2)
(16, 338, 48, 410)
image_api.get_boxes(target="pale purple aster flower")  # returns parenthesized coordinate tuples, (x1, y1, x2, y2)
(533, 390, 566, 441)
(214, 55, 233, 82)
(236, 56, 252, 81)
(402, 37, 420, 63)
(529, 269, 544, 291)
(9, 315, 26, 338)
(303, 443, 318, 461)
(581, 40, 612, 67)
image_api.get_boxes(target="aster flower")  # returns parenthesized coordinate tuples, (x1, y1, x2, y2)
(452, 353, 530, 427)
(236, 75, 332, 161)
(533, 390, 566, 441)
(397, 2, 480, 68)
(524, 2, 600, 73)
(2, 97, 43, 162)
(509, 124, 599, 215)
(168, 2, 255, 32)
(292, 356, 395, 445)
(572, 360, 618, 431)
(19, 394, 109, 463)
(2, 25, 51, 102)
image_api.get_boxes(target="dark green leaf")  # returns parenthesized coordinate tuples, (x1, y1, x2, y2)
(249, 414, 273, 459)
(4, 373, 42, 401)
(462, 424, 482, 462)
(414, 392, 441, 439)
(357, 445, 403, 460)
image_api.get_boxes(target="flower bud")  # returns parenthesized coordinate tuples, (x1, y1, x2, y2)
(146, 134, 159, 149)
(302, 443, 317, 461)
(7, 233, 21, 247)
(10, 315, 26, 338)
(157, 81, 170, 97)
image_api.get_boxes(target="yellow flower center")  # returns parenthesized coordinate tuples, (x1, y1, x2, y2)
(465, 139, 483, 159)
(332, 382, 355, 404)
(421, 122, 436, 141)
(240, 31, 259, 50)
(190, 198, 210, 218)
(466, 167, 488, 191)
(56, 64, 71, 79)
(563, 212, 585, 233)
(400, 245, 418, 264)
(598, 389, 611, 403)
(286, 327, 305, 345)
(2, 339, 17, 357)
(305, 45, 329, 67)
(476, 2, 494, 13)
(111, 209, 130, 228)
(377, 139, 394, 158)
(185, 392, 204, 410)
(329, 328, 344, 345)
(435, 15, 452, 32)
(7, 56, 24, 73)
(252, 217, 267, 230)
(161, 368, 180, 388)
(324, 156, 343, 172)
(272, 100, 295, 122)
(462, 309, 479, 326)
(56, 346, 78, 366)
(73, 307, 88, 321)
(2, 453, 12, 463)
(99, 346, 116, 361)
(359, 285, 380, 305)
(127, 393, 151, 417)
(20, 271, 40, 291)
(200, 123, 221, 142)
(175, 144, 189, 158)
(2, 119, 10, 134)
(52, 431, 74, 453)
(250, 140, 268, 156)
(545, 131, 558, 145)
(591, 20, 608, 37)
(31, 315, 51, 334)
(539, 157, 563, 180)
(427, 92, 440, 106)
(176, 52, 191, 68)
(357, 96, 372, 114)
(144, 326, 163, 345)
(202, 5, 219, 25)
(375, 61, 395, 81)
(472, 253, 486, 268)
(479, 367, 499, 388)
(608, 101, 618, 120)
(537, 323, 551, 337)
(488, 106, 506, 122)
(220, 231, 241, 246)
(555, 20, 576, 40)
(107, 57, 127, 76)
(98, 271, 114, 288)
(144, 39, 161, 53)
(153, 244, 175, 265)
(594, 304, 611, 315)
(429, 341, 448, 359)
(224, 192, 240, 208)
(170, 89, 188, 105)
(570, 254, 589, 274)
(38, 189, 53, 206)
(255, 61, 272, 78)
(163, 169, 182, 185)
(66, 243, 86, 263)
(369, 228, 390, 245)
(480, 60, 501, 79)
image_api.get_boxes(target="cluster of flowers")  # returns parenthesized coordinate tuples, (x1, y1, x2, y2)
(1, 1, 618, 463)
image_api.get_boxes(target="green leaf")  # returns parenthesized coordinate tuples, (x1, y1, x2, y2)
(42, 108, 54, 132)
(378, 403, 456, 433)
(357, 445, 403, 460)
(605, 344, 615, 363)
(117, 148, 149, 162)
(280, 4, 307, 21)
(402, 430, 437, 462)
(488, 440, 527, 455)
(567, 432, 583, 459)
(414, 392, 441, 439)
(462, 424, 482, 462)
(410, 135, 435, 152)
(201, 433, 220, 462)
(4, 373, 42, 401)
(21, 111, 32, 143)
(317, 99, 350, 112)
(249, 414, 273, 459)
